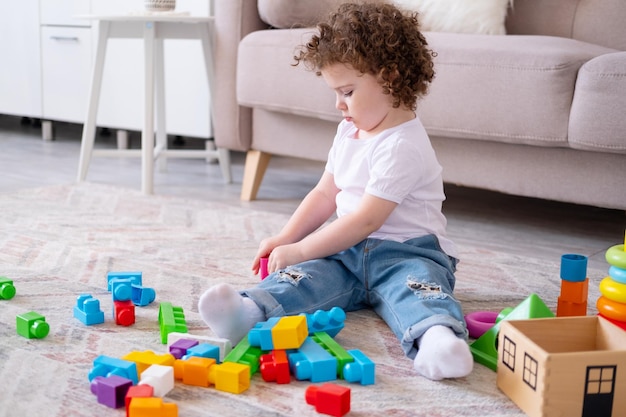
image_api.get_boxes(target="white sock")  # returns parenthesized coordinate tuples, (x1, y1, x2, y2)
(197, 283, 265, 344)
(413, 325, 473, 380)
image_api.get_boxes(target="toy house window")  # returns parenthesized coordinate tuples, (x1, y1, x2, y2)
(522, 353, 538, 391)
(585, 366, 616, 395)
(501, 335, 516, 371)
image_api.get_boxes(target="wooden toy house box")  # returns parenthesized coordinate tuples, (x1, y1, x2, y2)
(497, 316, 626, 417)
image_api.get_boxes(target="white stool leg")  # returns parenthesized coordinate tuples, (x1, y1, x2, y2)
(155, 36, 167, 172)
(142, 21, 156, 194)
(77, 21, 110, 182)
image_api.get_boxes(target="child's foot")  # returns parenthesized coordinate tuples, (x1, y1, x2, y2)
(413, 325, 473, 380)
(197, 283, 265, 344)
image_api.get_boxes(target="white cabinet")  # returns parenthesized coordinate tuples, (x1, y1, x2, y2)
(41, 26, 92, 123)
(0, 3, 42, 118)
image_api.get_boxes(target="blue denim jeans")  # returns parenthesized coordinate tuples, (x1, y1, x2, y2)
(242, 234, 467, 359)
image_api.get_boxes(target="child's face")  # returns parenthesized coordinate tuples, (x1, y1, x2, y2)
(321, 63, 396, 138)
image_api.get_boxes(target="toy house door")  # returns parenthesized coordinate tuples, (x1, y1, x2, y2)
(582, 365, 616, 417)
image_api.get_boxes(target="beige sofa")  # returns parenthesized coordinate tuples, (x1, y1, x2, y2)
(212, 0, 626, 210)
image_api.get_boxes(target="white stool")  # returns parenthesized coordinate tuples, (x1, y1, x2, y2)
(76, 14, 231, 194)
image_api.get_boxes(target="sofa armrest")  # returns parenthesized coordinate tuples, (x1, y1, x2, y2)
(213, 0, 266, 151)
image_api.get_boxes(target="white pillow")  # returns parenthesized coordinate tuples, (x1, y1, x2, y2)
(394, 0, 512, 35)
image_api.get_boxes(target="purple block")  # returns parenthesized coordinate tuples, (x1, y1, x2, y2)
(169, 338, 199, 359)
(90, 375, 133, 408)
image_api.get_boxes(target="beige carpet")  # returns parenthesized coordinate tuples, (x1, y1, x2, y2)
(0, 183, 604, 417)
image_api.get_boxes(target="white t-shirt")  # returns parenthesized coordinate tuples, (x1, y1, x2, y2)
(325, 117, 458, 259)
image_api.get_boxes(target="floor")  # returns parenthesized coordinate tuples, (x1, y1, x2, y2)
(1, 114, 624, 273)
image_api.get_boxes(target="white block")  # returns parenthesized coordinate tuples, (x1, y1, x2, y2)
(167, 332, 232, 362)
(139, 364, 174, 397)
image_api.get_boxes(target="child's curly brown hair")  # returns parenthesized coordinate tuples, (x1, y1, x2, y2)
(294, 2, 436, 111)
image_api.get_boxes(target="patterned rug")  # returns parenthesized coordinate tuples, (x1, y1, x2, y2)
(0, 183, 604, 417)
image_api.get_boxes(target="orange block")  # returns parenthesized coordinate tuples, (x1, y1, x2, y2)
(557, 297, 587, 317)
(173, 357, 215, 387)
(559, 278, 588, 304)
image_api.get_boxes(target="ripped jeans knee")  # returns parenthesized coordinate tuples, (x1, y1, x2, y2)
(275, 267, 311, 286)
(406, 277, 449, 300)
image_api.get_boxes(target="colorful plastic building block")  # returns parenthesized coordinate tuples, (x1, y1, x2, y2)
(343, 349, 375, 385)
(122, 351, 175, 375)
(303, 307, 346, 337)
(260, 350, 290, 384)
(470, 293, 554, 371)
(248, 317, 281, 350)
(0, 276, 16, 300)
(224, 336, 262, 375)
(114, 300, 136, 326)
(91, 375, 133, 408)
(167, 332, 232, 362)
(173, 357, 215, 387)
(305, 383, 351, 417)
(158, 302, 187, 344)
(131, 284, 156, 306)
(168, 338, 199, 359)
(182, 343, 220, 362)
(16, 311, 50, 339)
(260, 257, 269, 280)
(138, 365, 174, 397)
(89, 355, 139, 385)
(208, 362, 251, 394)
(107, 271, 142, 291)
(311, 332, 353, 379)
(128, 397, 178, 417)
(125, 385, 154, 417)
(289, 337, 338, 382)
(74, 294, 105, 325)
(557, 254, 588, 317)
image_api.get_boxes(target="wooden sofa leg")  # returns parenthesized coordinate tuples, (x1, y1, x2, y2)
(241, 150, 272, 201)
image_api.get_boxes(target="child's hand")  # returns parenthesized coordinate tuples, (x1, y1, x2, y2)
(251, 236, 283, 275)
(267, 243, 305, 273)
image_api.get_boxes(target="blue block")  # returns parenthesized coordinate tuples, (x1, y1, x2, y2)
(110, 280, 132, 302)
(131, 284, 156, 306)
(89, 355, 138, 385)
(343, 349, 375, 385)
(248, 317, 280, 350)
(74, 294, 105, 325)
(288, 337, 337, 382)
(182, 343, 221, 362)
(303, 307, 346, 337)
(106, 271, 142, 291)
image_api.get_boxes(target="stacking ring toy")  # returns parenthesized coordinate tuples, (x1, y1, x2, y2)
(599, 277, 626, 303)
(606, 244, 626, 269)
(596, 296, 626, 322)
(465, 311, 499, 339)
(609, 266, 626, 284)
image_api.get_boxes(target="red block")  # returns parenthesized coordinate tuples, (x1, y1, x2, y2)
(114, 300, 135, 326)
(260, 350, 290, 384)
(305, 383, 350, 417)
(125, 385, 154, 417)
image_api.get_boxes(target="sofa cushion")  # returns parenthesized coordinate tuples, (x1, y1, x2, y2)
(568, 52, 626, 154)
(257, 0, 345, 28)
(394, 0, 511, 35)
(417, 32, 616, 147)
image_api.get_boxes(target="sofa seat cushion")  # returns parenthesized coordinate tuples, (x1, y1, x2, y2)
(418, 32, 616, 147)
(568, 52, 626, 154)
(237, 28, 616, 149)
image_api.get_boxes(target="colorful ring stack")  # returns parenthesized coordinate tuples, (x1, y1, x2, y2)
(597, 232, 626, 327)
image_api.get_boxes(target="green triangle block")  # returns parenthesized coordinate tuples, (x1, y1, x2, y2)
(470, 293, 554, 371)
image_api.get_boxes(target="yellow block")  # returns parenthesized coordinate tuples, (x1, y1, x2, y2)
(272, 315, 308, 350)
(208, 362, 250, 394)
(123, 350, 175, 375)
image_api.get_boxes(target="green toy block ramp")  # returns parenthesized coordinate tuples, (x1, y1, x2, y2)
(470, 293, 554, 371)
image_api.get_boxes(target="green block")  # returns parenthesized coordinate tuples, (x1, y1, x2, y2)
(16, 311, 50, 339)
(312, 331, 354, 379)
(470, 293, 554, 371)
(224, 337, 262, 375)
(0, 277, 16, 300)
(158, 302, 187, 344)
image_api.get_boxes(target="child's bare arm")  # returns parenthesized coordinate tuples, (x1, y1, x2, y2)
(266, 192, 397, 273)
